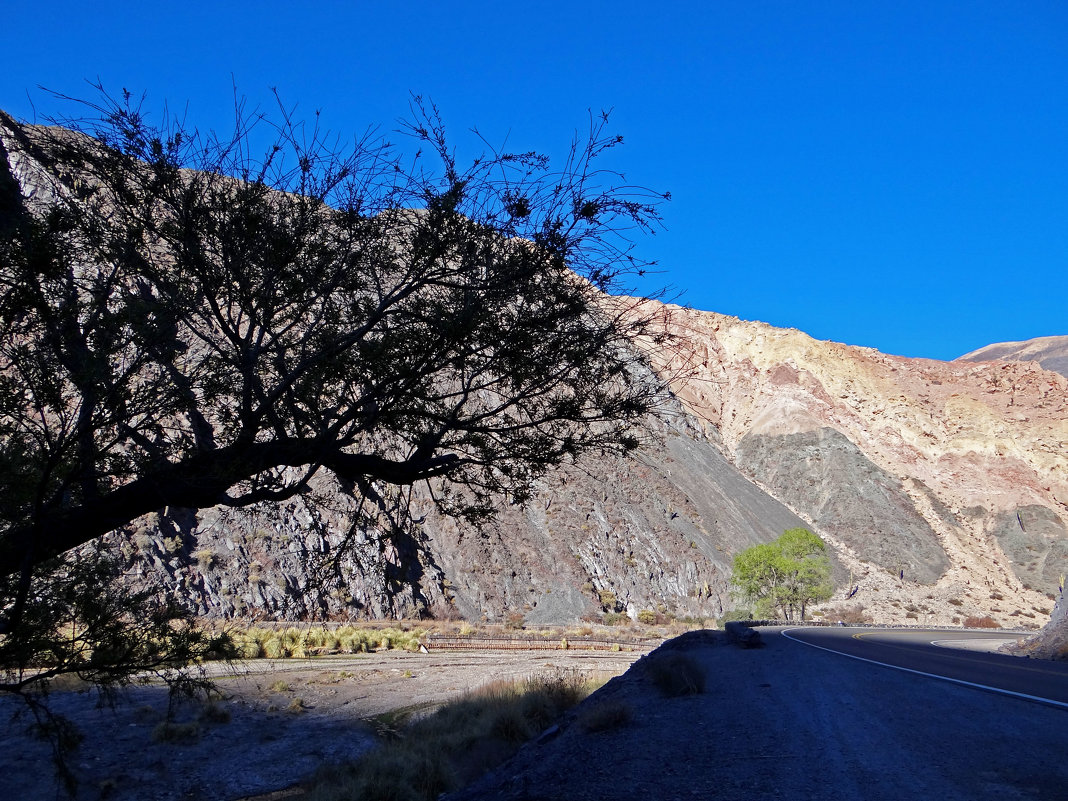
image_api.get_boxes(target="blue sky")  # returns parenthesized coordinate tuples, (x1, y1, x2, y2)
(3, 2, 1065, 360)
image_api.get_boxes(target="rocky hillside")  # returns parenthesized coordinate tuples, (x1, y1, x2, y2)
(4, 115, 1065, 631)
(115, 304, 1067, 630)
(960, 335, 1068, 379)
(639, 305, 1067, 627)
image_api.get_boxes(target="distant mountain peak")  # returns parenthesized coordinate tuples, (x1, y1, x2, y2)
(958, 335, 1068, 379)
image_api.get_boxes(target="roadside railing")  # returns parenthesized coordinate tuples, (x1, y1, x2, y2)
(423, 633, 652, 652)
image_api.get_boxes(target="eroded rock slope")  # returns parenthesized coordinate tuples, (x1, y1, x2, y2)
(642, 305, 1067, 626)
(4, 116, 1065, 629)
(120, 306, 1067, 629)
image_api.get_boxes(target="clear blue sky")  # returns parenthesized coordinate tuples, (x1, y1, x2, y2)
(3, 2, 1066, 360)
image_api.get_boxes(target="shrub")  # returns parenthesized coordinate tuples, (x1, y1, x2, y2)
(637, 609, 657, 625)
(720, 609, 754, 624)
(577, 699, 632, 733)
(194, 549, 217, 570)
(199, 702, 231, 724)
(645, 651, 706, 697)
(824, 604, 871, 624)
(306, 668, 606, 801)
(964, 616, 1000, 629)
(262, 637, 285, 659)
(151, 721, 200, 743)
(489, 706, 532, 743)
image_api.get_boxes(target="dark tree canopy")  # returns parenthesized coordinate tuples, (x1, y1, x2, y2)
(0, 91, 670, 619)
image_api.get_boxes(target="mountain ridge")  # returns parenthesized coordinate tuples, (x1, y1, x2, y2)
(959, 334, 1068, 379)
(2, 117, 1065, 637)
(113, 304, 1067, 632)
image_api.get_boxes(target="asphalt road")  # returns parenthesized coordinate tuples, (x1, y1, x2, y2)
(781, 626, 1068, 708)
(455, 627, 1068, 800)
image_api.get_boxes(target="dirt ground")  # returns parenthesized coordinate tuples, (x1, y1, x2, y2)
(1, 647, 649, 801)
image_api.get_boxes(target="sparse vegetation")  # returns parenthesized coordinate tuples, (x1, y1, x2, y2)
(194, 549, 217, 570)
(577, 699, 632, 732)
(198, 702, 231, 724)
(305, 668, 605, 801)
(227, 625, 425, 660)
(824, 604, 871, 624)
(964, 616, 1000, 629)
(151, 721, 200, 743)
(598, 590, 619, 611)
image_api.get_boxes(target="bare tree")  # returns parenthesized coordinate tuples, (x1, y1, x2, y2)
(0, 88, 670, 640)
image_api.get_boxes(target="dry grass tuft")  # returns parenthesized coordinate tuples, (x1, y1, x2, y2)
(305, 668, 605, 801)
(645, 651, 706, 697)
(151, 721, 200, 743)
(577, 699, 632, 732)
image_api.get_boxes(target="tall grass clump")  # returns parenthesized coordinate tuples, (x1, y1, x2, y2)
(227, 625, 425, 661)
(306, 669, 605, 801)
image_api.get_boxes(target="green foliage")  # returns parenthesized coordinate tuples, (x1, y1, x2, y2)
(730, 528, 833, 621)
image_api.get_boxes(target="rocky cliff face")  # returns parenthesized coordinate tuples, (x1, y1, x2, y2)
(110, 404, 810, 625)
(118, 305, 1067, 630)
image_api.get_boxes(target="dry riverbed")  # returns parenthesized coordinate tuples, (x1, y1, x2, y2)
(1, 648, 648, 801)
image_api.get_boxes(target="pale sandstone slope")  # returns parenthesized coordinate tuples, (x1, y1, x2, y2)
(638, 303, 1068, 627)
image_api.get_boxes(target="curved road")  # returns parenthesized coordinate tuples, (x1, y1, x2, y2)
(781, 626, 1068, 708)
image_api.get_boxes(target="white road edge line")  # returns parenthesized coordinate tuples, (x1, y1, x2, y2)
(780, 628, 1068, 710)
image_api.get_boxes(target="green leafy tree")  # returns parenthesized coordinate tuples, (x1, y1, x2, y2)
(730, 528, 832, 620)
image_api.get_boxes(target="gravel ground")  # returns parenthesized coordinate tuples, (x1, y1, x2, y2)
(1, 648, 647, 801)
